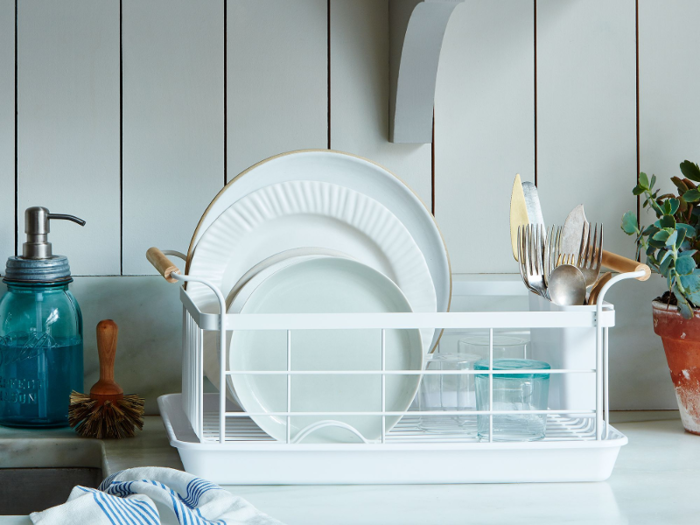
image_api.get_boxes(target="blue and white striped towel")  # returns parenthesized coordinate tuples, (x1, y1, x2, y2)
(30, 467, 284, 525)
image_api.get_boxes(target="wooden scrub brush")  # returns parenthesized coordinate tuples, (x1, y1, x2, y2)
(69, 319, 145, 439)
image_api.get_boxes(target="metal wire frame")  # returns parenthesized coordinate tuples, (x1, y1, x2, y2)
(164, 250, 644, 446)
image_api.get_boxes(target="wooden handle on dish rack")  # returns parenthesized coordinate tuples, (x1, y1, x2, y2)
(146, 247, 181, 283)
(601, 250, 651, 281)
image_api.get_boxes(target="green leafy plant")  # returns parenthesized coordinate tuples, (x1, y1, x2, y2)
(621, 161, 700, 318)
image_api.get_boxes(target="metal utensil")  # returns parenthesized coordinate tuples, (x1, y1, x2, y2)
(544, 225, 562, 288)
(518, 224, 548, 299)
(548, 264, 587, 306)
(577, 223, 603, 286)
(561, 204, 588, 256)
(522, 181, 545, 227)
(510, 174, 530, 261)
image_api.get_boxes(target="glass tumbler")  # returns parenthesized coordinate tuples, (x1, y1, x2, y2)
(417, 354, 474, 434)
(458, 334, 529, 361)
(474, 358, 550, 442)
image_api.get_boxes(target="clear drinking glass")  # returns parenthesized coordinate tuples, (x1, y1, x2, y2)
(458, 334, 529, 361)
(417, 354, 474, 434)
(474, 358, 550, 442)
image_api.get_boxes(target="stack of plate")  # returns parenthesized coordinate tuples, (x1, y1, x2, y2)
(186, 150, 451, 443)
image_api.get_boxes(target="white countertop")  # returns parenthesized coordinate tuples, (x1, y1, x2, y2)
(222, 419, 700, 525)
(2, 415, 698, 524)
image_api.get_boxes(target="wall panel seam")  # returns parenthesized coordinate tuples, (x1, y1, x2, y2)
(533, 0, 538, 187)
(13, 0, 17, 256)
(120, 0, 124, 275)
(635, 0, 641, 247)
(327, 0, 331, 149)
(224, 0, 227, 185)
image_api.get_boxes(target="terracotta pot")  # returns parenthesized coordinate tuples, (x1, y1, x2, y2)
(652, 300, 700, 434)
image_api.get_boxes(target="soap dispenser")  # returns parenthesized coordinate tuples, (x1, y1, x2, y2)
(0, 207, 86, 428)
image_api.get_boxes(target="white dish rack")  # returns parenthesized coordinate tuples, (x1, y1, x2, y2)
(152, 249, 644, 485)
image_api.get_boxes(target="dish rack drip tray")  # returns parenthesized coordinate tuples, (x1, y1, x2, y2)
(159, 394, 627, 485)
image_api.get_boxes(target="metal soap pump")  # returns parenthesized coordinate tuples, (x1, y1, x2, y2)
(0, 207, 86, 428)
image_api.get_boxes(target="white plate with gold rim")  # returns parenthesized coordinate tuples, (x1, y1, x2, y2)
(186, 150, 451, 336)
(189, 179, 437, 359)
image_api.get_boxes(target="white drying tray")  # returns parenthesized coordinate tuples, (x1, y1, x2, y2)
(158, 394, 627, 485)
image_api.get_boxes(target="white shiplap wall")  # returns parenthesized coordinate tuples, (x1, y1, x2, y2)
(17, 1, 120, 275)
(0, 0, 694, 411)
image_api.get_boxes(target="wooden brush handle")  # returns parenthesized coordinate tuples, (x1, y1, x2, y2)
(91, 320, 123, 398)
(146, 247, 180, 283)
(602, 250, 651, 281)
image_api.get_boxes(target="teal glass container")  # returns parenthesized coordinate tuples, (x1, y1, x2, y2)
(0, 280, 83, 428)
(0, 207, 86, 428)
(474, 358, 550, 442)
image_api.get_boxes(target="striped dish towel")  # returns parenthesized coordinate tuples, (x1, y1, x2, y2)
(30, 467, 284, 525)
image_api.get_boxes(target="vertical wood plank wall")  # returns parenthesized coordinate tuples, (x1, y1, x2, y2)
(0, 0, 14, 270)
(435, 0, 534, 274)
(330, 0, 431, 207)
(122, 0, 224, 275)
(17, 1, 120, 275)
(227, 0, 328, 182)
(1, 0, 697, 411)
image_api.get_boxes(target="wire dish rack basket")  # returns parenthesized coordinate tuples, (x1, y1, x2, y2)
(150, 248, 646, 485)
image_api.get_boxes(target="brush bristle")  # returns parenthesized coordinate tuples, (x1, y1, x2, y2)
(69, 391, 145, 439)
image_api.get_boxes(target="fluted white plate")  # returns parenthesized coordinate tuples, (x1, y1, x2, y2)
(188, 180, 437, 393)
(186, 150, 451, 338)
(228, 257, 424, 443)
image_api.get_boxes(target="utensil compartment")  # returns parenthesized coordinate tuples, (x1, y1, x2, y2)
(151, 248, 643, 484)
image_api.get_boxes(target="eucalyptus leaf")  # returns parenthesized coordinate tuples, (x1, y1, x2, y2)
(676, 254, 696, 275)
(659, 251, 674, 277)
(672, 176, 688, 194)
(653, 230, 671, 242)
(666, 230, 679, 247)
(668, 198, 680, 215)
(677, 223, 697, 237)
(676, 228, 687, 249)
(673, 284, 694, 319)
(621, 211, 638, 235)
(659, 249, 672, 265)
(680, 160, 700, 182)
(682, 188, 700, 202)
(639, 172, 650, 188)
(660, 214, 676, 229)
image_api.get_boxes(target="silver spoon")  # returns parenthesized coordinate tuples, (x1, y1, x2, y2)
(548, 264, 586, 306)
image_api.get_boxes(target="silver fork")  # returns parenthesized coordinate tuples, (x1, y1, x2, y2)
(518, 224, 548, 299)
(544, 225, 562, 288)
(577, 223, 603, 286)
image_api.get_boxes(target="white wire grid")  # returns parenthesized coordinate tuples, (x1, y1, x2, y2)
(166, 250, 642, 448)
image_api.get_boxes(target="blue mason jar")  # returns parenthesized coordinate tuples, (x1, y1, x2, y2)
(0, 207, 85, 428)
(0, 280, 83, 427)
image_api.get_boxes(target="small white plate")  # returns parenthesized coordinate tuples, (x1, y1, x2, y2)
(225, 248, 352, 309)
(228, 257, 424, 443)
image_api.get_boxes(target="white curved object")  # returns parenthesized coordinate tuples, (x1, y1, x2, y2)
(228, 258, 424, 444)
(390, 0, 464, 143)
(188, 179, 437, 352)
(186, 150, 452, 320)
